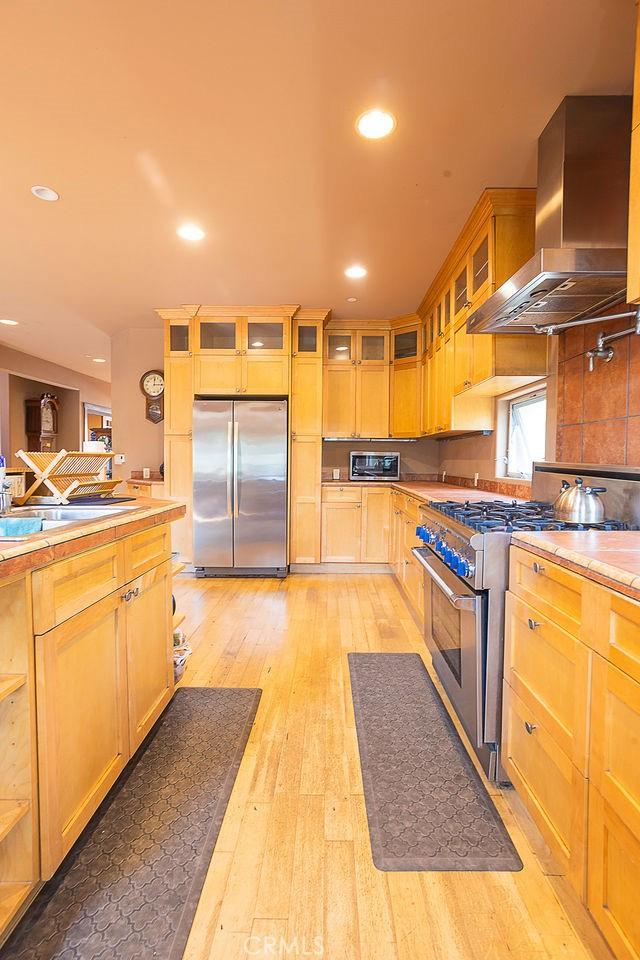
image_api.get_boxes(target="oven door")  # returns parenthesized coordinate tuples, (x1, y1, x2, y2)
(413, 548, 486, 751)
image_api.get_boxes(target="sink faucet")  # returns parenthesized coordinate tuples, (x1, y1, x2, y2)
(0, 480, 13, 516)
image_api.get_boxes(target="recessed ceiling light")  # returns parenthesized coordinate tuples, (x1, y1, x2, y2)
(177, 222, 205, 241)
(31, 185, 60, 202)
(91, 357, 107, 364)
(356, 109, 396, 140)
(0, 318, 19, 326)
(346, 297, 358, 303)
(345, 264, 367, 279)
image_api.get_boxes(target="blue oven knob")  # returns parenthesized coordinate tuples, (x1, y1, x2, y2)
(458, 558, 470, 577)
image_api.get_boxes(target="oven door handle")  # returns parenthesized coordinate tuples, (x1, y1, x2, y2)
(412, 549, 477, 612)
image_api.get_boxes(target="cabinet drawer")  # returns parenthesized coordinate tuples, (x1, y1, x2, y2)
(402, 514, 421, 553)
(321, 485, 362, 503)
(509, 546, 584, 637)
(590, 655, 640, 841)
(582, 581, 640, 684)
(504, 591, 591, 774)
(588, 784, 640, 960)
(122, 524, 172, 582)
(501, 680, 587, 896)
(403, 496, 421, 522)
(32, 542, 123, 634)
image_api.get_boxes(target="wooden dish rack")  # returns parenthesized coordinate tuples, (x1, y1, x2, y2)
(13, 450, 120, 505)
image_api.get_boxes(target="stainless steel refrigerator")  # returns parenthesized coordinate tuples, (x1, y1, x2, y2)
(192, 399, 288, 577)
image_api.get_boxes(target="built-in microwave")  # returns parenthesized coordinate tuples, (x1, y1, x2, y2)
(349, 451, 400, 482)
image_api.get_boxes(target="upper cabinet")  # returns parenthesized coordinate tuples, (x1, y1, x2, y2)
(193, 312, 291, 395)
(417, 189, 547, 436)
(390, 319, 421, 438)
(323, 326, 390, 438)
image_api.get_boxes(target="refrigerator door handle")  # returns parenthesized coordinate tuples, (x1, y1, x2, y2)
(226, 420, 233, 518)
(233, 419, 239, 518)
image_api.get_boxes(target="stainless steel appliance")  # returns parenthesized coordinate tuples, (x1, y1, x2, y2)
(193, 399, 288, 577)
(412, 461, 638, 780)
(468, 96, 632, 335)
(349, 451, 400, 481)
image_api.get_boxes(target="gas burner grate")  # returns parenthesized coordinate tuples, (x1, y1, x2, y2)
(428, 499, 627, 533)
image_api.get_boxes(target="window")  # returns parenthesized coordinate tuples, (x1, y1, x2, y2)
(506, 390, 546, 479)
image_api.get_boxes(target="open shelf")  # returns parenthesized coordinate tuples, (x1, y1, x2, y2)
(0, 676, 26, 706)
(0, 800, 30, 846)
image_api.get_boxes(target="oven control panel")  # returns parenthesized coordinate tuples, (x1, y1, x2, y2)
(416, 521, 477, 580)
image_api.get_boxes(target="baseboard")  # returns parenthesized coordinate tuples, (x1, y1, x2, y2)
(289, 563, 392, 574)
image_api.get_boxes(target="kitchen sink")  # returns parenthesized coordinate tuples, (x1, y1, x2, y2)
(0, 504, 140, 541)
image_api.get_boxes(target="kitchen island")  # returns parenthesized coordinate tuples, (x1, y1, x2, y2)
(0, 498, 185, 944)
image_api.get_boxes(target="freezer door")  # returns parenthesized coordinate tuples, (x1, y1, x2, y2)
(193, 400, 234, 567)
(233, 400, 288, 569)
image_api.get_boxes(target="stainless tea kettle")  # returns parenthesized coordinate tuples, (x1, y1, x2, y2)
(553, 477, 607, 524)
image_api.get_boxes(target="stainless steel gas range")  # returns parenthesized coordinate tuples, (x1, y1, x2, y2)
(412, 462, 639, 781)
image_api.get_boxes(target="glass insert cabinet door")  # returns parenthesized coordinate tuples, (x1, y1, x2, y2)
(453, 259, 469, 323)
(325, 331, 354, 361)
(198, 317, 240, 353)
(293, 322, 320, 357)
(357, 332, 388, 364)
(246, 318, 287, 354)
(393, 327, 418, 361)
(168, 320, 191, 355)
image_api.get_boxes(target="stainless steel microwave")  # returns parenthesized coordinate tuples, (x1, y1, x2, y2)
(349, 451, 400, 481)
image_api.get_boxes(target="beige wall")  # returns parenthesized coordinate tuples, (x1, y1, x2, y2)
(8, 376, 82, 467)
(322, 437, 439, 480)
(110, 328, 164, 479)
(437, 431, 498, 482)
(0, 344, 110, 466)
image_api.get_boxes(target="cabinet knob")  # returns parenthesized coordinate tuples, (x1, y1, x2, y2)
(527, 618, 541, 631)
(292, 352, 297, 357)
(291, 432, 296, 439)
(464, 379, 471, 387)
(532, 562, 545, 574)
(242, 349, 247, 355)
(236, 349, 241, 355)
(236, 387, 241, 393)
(357, 359, 362, 364)
(524, 721, 537, 735)
(351, 359, 356, 365)
(355, 503, 361, 509)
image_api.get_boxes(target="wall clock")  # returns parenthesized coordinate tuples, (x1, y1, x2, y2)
(139, 370, 165, 424)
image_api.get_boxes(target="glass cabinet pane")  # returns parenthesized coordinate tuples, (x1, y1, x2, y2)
(200, 321, 236, 350)
(248, 321, 283, 350)
(169, 323, 190, 353)
(394, 329, 417, 360)
(444, 290, 451, 327)
(436, 303, 443, 337)
(454, 266, 468, 315)
(328, 334, 352, 360)
(471, 236, 489, 294)
(296, 325, 318, 353)
(361, 334, 385, 362)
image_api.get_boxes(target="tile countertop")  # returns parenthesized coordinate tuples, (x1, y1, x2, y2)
(322, 480, 526, 505)
(512, 530, 640, 602)
(0, 498, 186, 580)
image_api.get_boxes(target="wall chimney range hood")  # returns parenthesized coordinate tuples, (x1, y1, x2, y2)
(468, 96, 632, 335)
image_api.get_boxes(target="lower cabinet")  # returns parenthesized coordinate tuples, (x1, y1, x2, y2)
(390, 491, 424, 624)
(320, 486, 391, 563)
(36, 560, 174, 878)
(36, 592, 129, 878)
(506, 548, 640, 956)
(125, 561, 174, 754)
(289, 436, 322, 564)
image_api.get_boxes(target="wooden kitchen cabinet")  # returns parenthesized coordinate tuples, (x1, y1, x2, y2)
(629, 124, 640, 305)
(290, 436, 322, 564)
(163, 435, 193, 563)
(321, 500, 362, 562)
(36, 591, 129, 878)
(501, 680, 588, 896)
(509, 545, 584, 639)
(361, 488, 391, 562)
(194, 314, 290, 395)
(390, 322, 421, 438)
(322, 329, 389, 438)
(125, 560, 174, 754)
(291, 356, 322, 436)
(165, 357, 193, 435)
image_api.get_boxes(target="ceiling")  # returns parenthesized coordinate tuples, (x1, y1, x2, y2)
(0, 0, 635, 382)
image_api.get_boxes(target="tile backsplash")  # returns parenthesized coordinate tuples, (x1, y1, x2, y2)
(556, 306, 640, 466)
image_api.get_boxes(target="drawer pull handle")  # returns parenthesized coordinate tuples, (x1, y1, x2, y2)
(524, 721, 537, 735)
(527, 618, 541, 630)
(532, 562, 545, 574)
(121, 587, 140, 603)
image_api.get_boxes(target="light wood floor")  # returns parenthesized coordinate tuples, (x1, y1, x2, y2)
(174, 573, 610, 960)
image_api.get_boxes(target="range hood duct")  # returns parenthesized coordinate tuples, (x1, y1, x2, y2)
(468, 96, 632, 334)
